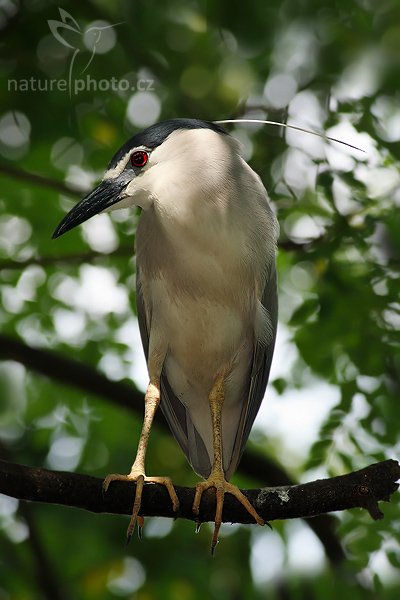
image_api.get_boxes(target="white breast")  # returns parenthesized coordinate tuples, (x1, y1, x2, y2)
(135, 127, 278, 469)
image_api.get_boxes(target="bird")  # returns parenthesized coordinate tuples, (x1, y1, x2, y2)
(53, 118, 279, 552)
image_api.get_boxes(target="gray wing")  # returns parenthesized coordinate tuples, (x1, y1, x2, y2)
(225, 261, 278, 480)
(136, 268, 211, 477)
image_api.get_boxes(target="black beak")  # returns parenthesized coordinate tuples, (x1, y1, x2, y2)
(52, 179, 124, 239)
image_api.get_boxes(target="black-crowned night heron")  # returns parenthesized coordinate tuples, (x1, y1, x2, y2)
(53, 118, 278, 551)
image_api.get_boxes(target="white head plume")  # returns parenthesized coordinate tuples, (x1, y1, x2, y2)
(214, 119, 365, 153)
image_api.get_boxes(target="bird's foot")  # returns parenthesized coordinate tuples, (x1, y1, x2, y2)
(103, 470, 179, 543)
(192, 471, 264, 554)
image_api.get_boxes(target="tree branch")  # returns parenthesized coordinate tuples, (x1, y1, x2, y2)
(0, 442, 68, 600)
(19, 503, 69, 600)
(0, 459, 398, 525)
(0, 239, 309, 272)
(0, 333, 344, 563)
(0, 246, 134, 271)
(0, 163, 87, 197)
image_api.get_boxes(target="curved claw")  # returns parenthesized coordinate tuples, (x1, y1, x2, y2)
(126, 474, 145, 541)
(193, 473, 264, 554)
(103, 471, 179, 543)
(137, 516, 145, 540)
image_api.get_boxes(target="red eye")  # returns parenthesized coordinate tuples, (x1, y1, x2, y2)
(131, 150, 149, 168)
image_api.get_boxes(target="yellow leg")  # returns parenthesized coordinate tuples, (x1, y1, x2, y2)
(103, 380, 179, 541)
(192, 373, 264, 553)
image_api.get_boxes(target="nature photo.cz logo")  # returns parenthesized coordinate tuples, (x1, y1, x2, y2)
(7, 8, 155, 96)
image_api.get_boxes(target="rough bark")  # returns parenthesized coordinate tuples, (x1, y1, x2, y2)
(1, 458, 398, 526)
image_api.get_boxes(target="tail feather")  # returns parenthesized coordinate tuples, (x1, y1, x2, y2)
(160, 375, 212, 479)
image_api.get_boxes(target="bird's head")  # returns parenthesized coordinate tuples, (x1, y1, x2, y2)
(52, 118, 231, 238)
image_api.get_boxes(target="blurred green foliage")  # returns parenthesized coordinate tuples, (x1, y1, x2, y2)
(1, 0, 400, 598)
